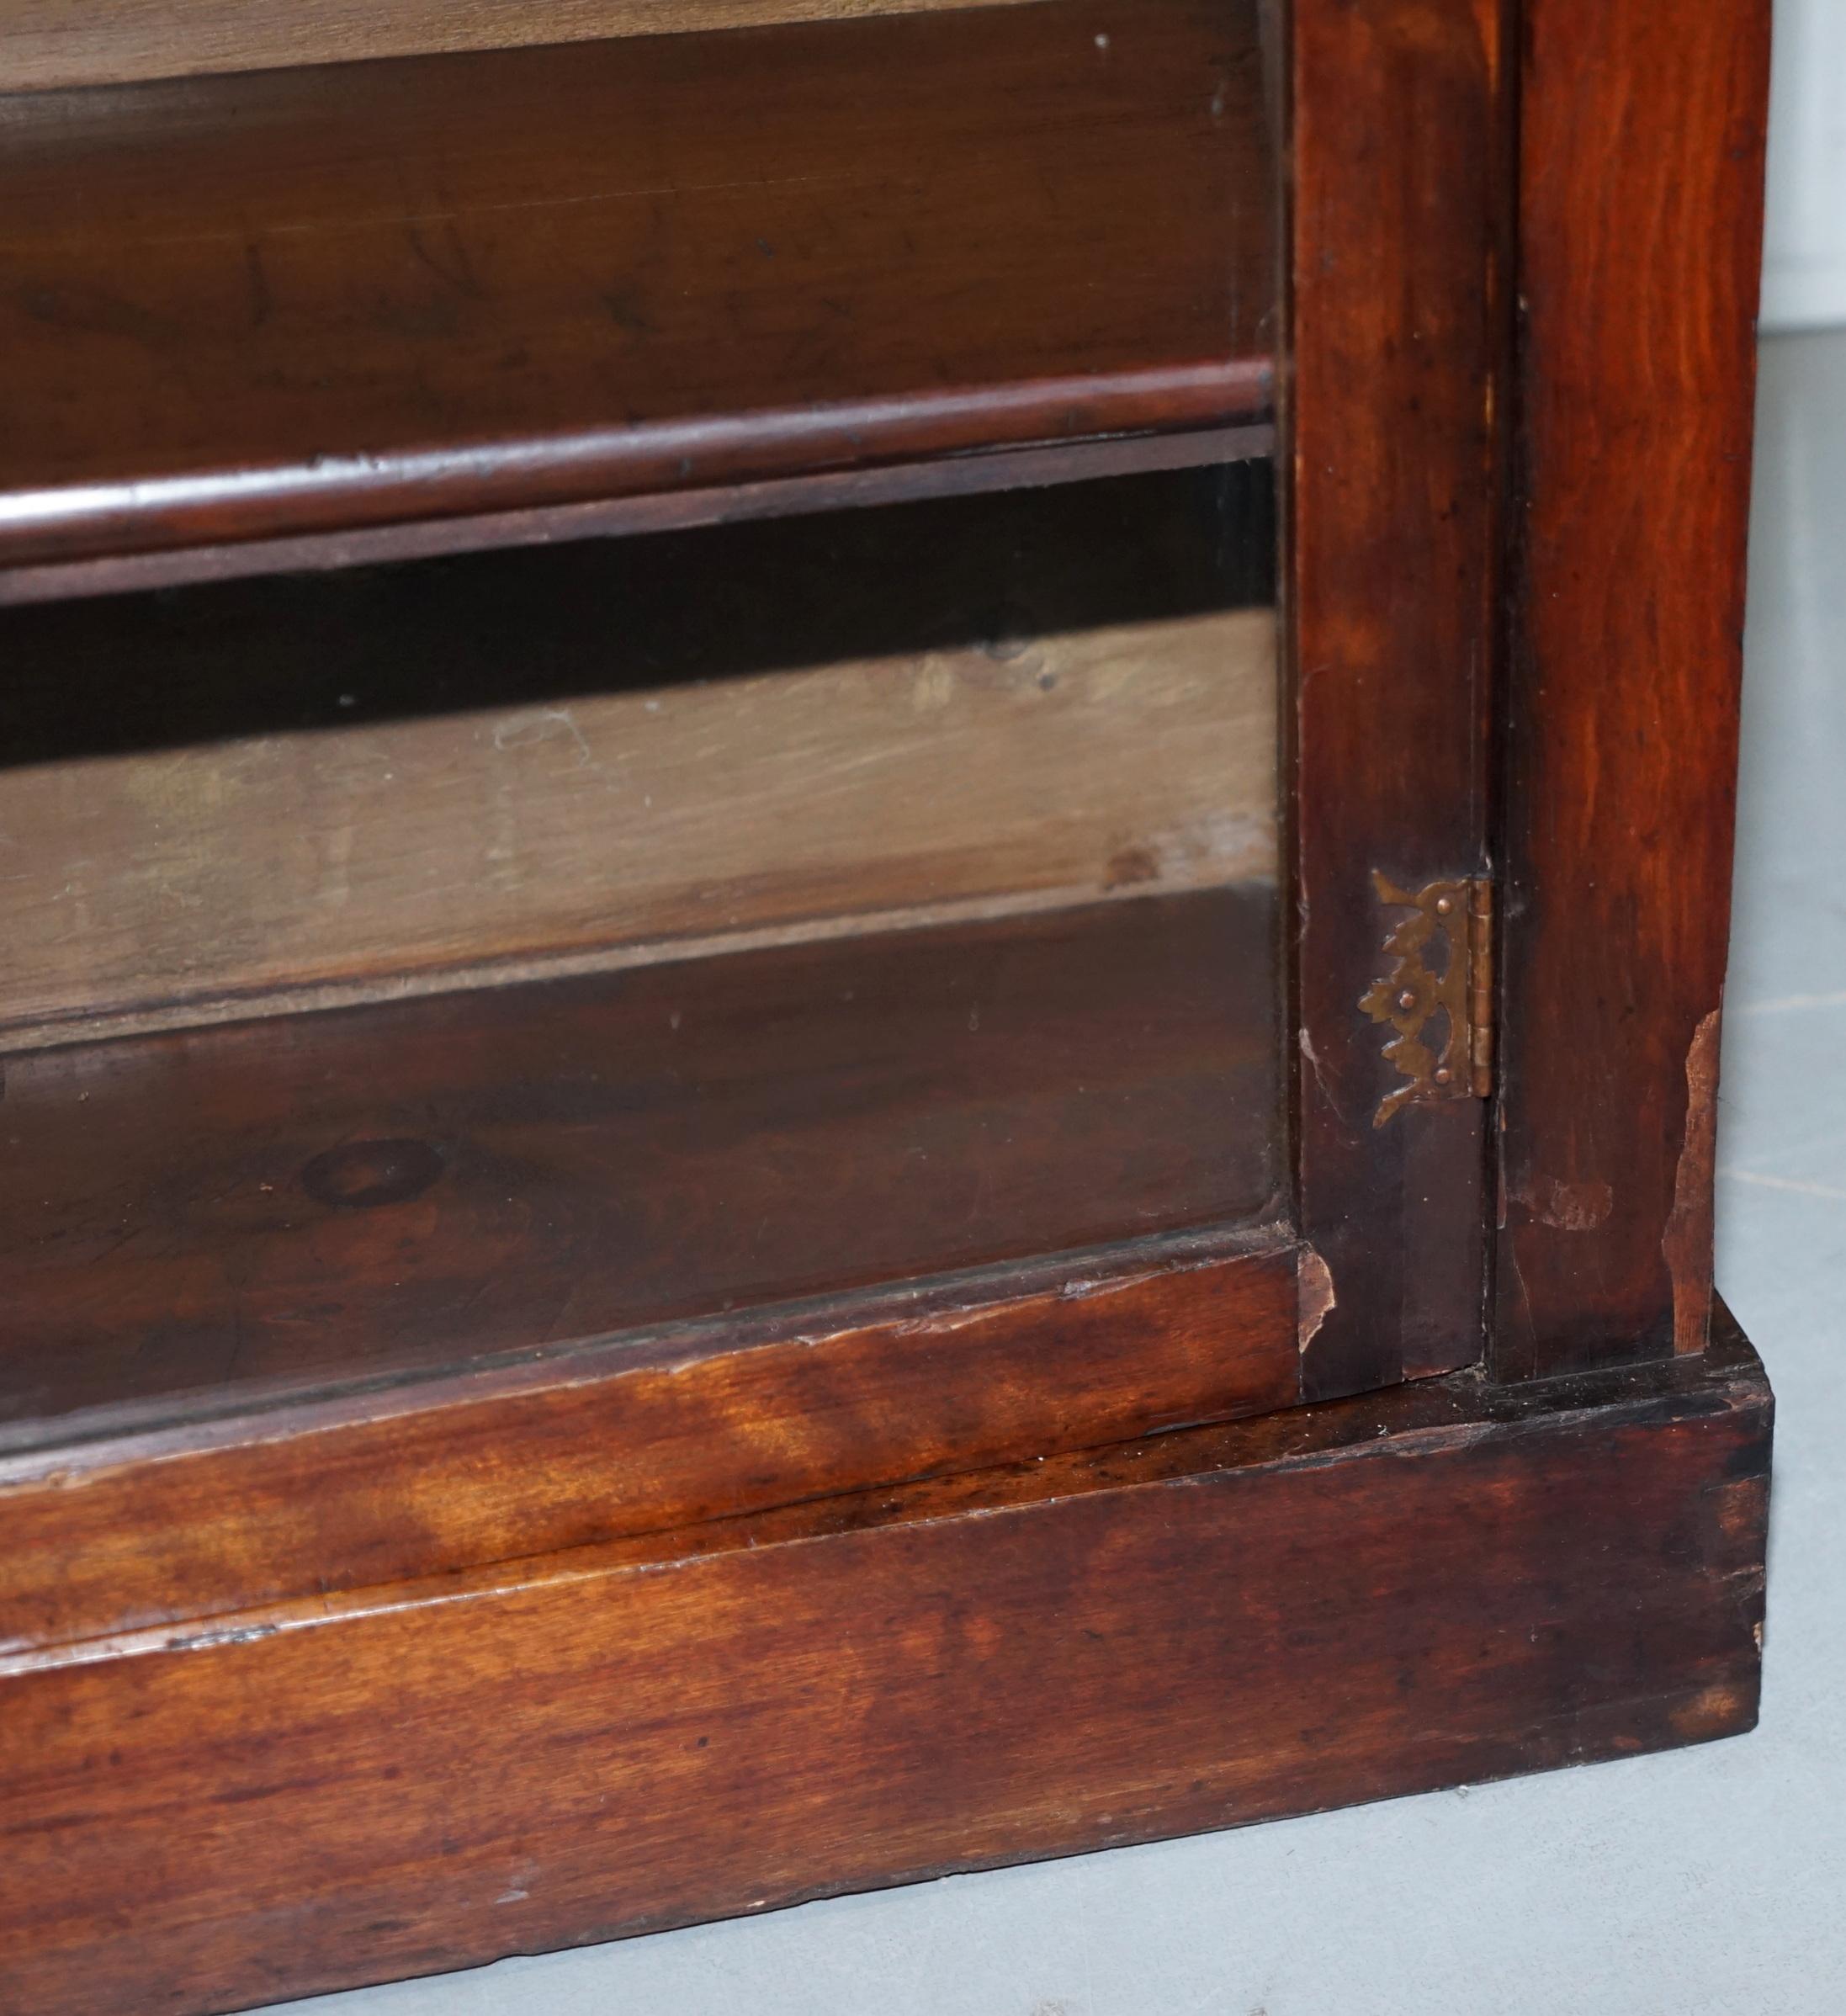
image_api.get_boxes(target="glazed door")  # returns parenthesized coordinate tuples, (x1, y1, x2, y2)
(1286, 0, 1505, 1398)
(0, 0, 1501, 1648)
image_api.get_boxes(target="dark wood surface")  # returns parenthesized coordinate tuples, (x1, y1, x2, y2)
(0, 0, 1274, 583)
(0, 1312, 1769, 2016)
(1494, 0, 1772, 1379)
(1287, 0, 1506, 1398)
(0, 0, 1053, 93)
(0, 888, 1281, 1432)
(0, 1229, 1304, 1653)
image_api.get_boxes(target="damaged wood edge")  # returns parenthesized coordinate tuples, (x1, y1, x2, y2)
(1296, 1245, 1336, 1356)
(1663, 1005, 1724, 1357)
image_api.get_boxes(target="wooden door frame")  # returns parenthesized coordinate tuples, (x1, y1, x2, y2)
(1493, 0, 1772, 1379)
(1286, 0, 1509, 1399)
(1290, 0, 1771, 1394)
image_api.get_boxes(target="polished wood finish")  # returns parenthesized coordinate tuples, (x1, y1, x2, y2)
(1493, 0, 1772, 1380)
(0, 1315, 1769, 2016)
(0, 0, 1779, 1999)
(0, 1230, 1304, 1653)
(0, 420, 1273, 610)
(0, 889, 1280, 1427)
(1, 0, 1049, 93)
(0, 466, 1276, 1049)
(0, 0, 1273, 584)
(1288, 0, 1507, 1398)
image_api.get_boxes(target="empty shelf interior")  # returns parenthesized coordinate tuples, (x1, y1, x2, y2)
(0, 441, 1281, 1453)
(0, 463, 1279, 1049)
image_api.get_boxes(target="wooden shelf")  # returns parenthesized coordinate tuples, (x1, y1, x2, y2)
(0, 463, 1290, 1654)
(0, 0, 1273, 600)
(0, 888, 1278, 1443)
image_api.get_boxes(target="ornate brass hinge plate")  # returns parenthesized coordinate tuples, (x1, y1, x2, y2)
(1360, 872, 1494, 1127)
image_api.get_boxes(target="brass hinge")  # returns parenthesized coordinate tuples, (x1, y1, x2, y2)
(1359, 872, 1495, 1127)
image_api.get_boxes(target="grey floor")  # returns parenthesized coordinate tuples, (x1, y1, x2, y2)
(276, 330, 1846, 2016)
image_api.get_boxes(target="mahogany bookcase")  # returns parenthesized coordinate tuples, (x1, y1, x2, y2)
(0, 2, 1771, 2009)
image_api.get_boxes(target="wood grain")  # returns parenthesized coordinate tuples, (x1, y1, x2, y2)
(0, 0, 1274, 582)
(0, 1231, 1306, 1653)
(1494, 0, 1771, 1378)
(0, 422, 1274, 612)
(0, 1314, 1770, 2016)
(0, 609, 1275, 1048)
(1288, 0, 1507, 1398)
(2, 0, 1052, 93)
(0, 888, 1281, 1430)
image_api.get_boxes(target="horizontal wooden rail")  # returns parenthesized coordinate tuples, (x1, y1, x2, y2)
(0, 0, 1274, 589)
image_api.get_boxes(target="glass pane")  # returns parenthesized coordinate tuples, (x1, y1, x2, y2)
(0, 0, 1283, 1437)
